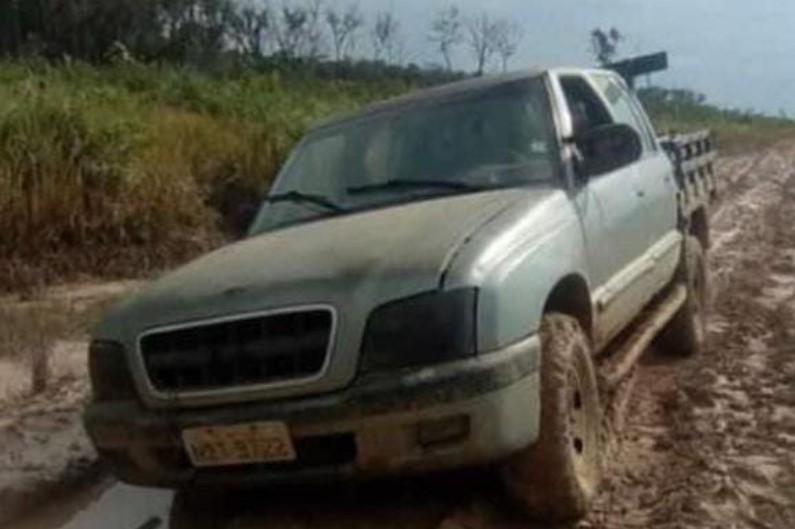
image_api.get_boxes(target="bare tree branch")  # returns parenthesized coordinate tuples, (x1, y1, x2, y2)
(428, 5, 462, 71)
(466, 12, 499, 75)
(325, 3, 363, 61)
(229, 1, 271, 57)
(274, 3, 308, 58)
(372, 11, 401, 63)
(303, 0, 325, 59)
(493, 19, 523, 72)
(590, 27, 622, 65)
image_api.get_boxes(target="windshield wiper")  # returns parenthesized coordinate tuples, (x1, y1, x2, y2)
(347, 179, 488, 195)
(265, 191, 347, 213)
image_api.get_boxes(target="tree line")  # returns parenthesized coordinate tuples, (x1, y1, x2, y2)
(0, 0, 525, 74)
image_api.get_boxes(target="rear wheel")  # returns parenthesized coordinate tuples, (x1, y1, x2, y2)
(502, 313, 601, 522)
(658, 235, 707, 356)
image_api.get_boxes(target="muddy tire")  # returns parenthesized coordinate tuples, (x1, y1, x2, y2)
(658, 235, 707, 356)
(169, 489, 230, 529)
(501, 313, 601, 522)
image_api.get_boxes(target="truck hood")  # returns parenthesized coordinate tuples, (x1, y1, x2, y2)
(99, 188, 542, 340)
(97, 186, 564, 407)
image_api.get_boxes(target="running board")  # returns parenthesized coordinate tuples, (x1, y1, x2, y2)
(600, 284, 687, 388)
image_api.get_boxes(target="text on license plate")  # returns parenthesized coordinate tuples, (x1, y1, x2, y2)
(182, 421, 296, 467)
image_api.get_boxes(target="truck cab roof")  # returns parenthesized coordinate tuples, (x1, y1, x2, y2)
(314, 68, 618, 133)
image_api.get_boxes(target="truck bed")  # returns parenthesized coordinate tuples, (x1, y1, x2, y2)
(660, 130, 718, 216)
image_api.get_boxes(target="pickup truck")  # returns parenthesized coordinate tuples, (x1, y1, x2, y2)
(84, 68, 717, 524)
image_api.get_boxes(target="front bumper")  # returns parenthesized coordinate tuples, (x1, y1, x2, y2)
(84, 334, 541, 489)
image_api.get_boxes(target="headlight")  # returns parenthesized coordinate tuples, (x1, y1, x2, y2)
(88, 340, 137, 402)
(360, 288, 477, 372)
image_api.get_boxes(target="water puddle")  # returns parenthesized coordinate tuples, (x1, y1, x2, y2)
(11, 481, 173, 529)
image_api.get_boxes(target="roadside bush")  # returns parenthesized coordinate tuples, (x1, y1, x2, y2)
(0, 79, 216, 291)
(0, 61, 403, 292)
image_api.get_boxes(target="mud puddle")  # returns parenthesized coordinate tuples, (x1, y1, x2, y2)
(8, 481, 172, 529)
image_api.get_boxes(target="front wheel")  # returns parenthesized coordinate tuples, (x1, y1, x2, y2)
(501, 313, 601, 522)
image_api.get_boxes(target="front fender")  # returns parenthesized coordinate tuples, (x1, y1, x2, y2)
(443, 191, 590, 351)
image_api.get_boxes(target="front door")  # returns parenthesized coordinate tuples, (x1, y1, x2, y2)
(589, 73, 679, 252)
(556, 73, 653, 345)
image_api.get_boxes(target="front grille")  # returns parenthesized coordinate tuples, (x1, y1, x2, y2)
(140, 309, 333, 392)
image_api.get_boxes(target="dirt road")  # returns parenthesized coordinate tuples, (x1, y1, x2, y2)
(586, 144, 795, 529)
(6, 144, 795, 529)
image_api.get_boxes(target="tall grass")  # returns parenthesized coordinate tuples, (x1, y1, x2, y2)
(0, 77, 212, 291)
(0, 62, 407, 293)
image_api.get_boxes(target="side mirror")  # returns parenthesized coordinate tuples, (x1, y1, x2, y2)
(576, 123, 643, 179)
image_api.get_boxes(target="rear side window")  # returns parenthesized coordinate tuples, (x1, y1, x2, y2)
(591, 75, 657, 153)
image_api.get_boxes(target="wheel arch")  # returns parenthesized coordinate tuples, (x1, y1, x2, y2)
(542, 274, 594, 342)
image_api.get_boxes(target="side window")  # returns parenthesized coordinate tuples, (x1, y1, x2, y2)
(559, 76, 613, 138)
(591, 75, 656, 152)
(626, 89, 660, 150)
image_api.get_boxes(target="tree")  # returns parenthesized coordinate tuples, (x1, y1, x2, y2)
(0, 0, 165, 61)
(0, 0, 23, 56)
(466, 12, 499, 75)
(229, 3, 272, 57)
(493, 19, 523, 72)
(590, 27, 622, 66)
(428, 5, 462, 71)
(155, 0, 238, 64)
(274, 4, 308, 58)
(325, 3, 363, 61)
(372, 12, 401, 63)
(0, 0, 242, 64)
(303, 0, 326, 59)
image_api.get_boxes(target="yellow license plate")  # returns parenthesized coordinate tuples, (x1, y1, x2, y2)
(182, 421, 296, 467)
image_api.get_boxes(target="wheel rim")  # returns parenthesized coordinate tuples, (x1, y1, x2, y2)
(567, 368, 591, 482)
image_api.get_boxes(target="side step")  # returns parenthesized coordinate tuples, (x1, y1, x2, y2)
(599, 284, 687, 389)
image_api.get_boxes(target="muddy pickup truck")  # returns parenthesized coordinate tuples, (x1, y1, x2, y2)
(84, 68, 717, 523)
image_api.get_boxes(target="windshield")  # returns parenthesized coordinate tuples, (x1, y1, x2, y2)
(249, 78, 559, 234)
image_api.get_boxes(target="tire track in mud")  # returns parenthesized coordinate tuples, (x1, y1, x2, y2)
(588, 144, 795, 529)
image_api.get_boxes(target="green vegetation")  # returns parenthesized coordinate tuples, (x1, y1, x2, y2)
(639, 87, 795, 154)
(0, 61, 408, 292)
(1, 62, 793, 294)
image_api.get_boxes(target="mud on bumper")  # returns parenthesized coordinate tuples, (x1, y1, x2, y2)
(84, 334, 541, 488)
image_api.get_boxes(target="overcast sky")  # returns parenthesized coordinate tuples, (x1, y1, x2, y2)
(350, 0, 794, 116)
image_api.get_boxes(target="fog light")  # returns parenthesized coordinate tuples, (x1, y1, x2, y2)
(417, 416, 470, 448)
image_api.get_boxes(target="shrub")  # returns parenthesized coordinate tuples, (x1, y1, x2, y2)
(0, 61, 405, 292)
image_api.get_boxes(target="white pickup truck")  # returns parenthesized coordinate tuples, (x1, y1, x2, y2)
(85, 68, 717, 524)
